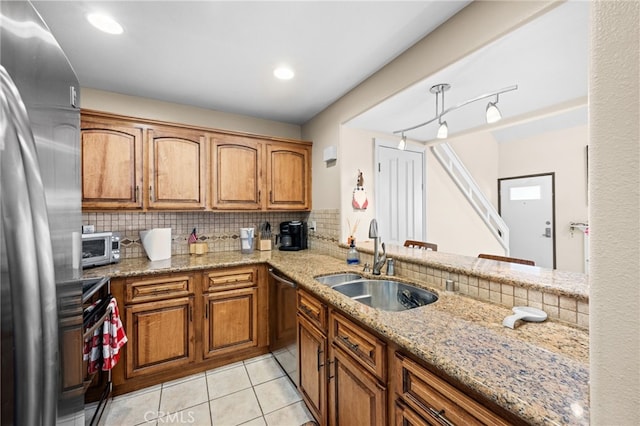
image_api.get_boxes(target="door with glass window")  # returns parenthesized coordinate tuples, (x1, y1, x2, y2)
(499, 173, 555, 268)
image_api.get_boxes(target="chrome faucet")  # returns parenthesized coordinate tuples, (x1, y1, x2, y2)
(368, 219, 387, 275)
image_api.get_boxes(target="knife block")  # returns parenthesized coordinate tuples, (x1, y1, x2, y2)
(189, 242, 208, 255)
(257, 237, 272, 251)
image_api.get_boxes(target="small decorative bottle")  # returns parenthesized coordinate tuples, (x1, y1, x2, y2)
(346, 239, 360, 265)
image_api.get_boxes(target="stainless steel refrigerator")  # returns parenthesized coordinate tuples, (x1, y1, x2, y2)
(1, 1, 83, 424)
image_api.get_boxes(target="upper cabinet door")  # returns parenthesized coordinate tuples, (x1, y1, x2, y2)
(81, 120, 144, 209)
(266, 143, 311, 211)
(147, 127, 206, 210)
(210, 135, 264, 210)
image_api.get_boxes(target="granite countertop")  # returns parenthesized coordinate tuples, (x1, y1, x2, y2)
(85, 250, 589, 426)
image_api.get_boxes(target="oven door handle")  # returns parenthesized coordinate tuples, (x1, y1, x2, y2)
(268, 268, 297, 288)
(83, 308, 112, 340)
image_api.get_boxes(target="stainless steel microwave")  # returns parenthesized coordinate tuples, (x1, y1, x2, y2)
(81, 232, 121, 269)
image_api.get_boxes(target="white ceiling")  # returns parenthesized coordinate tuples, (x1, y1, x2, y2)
(32, 0, 471, 125)
(346, 0, 589, 143)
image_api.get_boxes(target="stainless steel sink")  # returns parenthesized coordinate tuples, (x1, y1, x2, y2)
(315, 273, 363, 286)
(331, 280, 438, 311)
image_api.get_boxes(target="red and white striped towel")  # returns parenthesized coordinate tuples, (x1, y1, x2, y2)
(102, 297, 127, 371)
(83, 297, 128, 374)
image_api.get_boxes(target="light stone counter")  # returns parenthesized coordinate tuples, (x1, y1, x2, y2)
(84, 249, 589, 426)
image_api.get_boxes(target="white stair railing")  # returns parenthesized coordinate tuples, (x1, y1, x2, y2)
(430, 143, 509, 254)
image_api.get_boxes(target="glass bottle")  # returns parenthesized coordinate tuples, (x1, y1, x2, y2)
(346, 240, 360, 265)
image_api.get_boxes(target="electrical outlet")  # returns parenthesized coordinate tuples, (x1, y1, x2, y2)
(82, 225, 95, 234)
(310, 221, 317, 231)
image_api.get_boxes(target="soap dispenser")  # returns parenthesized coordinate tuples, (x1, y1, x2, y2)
(346, 239, 360, 265)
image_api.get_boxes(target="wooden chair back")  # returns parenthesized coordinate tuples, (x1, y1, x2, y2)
(477, 253, 535, 266)
(404, 240, 438, 251)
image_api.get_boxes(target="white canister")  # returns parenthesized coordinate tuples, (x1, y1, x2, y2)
(240, 227, 254, 253)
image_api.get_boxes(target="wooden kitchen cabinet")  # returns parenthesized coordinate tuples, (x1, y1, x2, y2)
(210, 134, 312, 211)
(111, 266, 270, 395)
(210, 135, 263, 210)
(122, 273, 196, 378)
(328, 344, 386, 426)
(297, 292, 387, 426)
(266, 142, 311, 210)
(393, 352, 514, 426)
(147, 126, 206, 209)
(327, 310, 387, 426)
(81, 116, 144, 209)
(297, 290, 329, 425)
(201, 266, 267, 358)
(81, 110, 312, 211)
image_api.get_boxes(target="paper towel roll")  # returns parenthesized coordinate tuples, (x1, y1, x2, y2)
(140, 228, 172, 261)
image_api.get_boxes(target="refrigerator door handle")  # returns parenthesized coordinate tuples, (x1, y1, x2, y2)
(1, 66, 58, 425)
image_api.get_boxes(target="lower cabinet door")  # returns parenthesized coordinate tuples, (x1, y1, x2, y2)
(328, 344, 386, 426)
(298, 314, 327, 425)
(125, 297, 195, 378)
(203, 287, 258, 358)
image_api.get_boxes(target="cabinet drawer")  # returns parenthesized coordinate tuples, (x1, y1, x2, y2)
(330, 311, 386, 381)
(125, 275, 193, 303)
(395, 399, 431, 426)
(297, 290, 327, 332)
(204, 266, 257, 292)
(394, 353, 512, 426)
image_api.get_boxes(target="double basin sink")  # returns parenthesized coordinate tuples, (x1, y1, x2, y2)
(315, 273, 437, 312)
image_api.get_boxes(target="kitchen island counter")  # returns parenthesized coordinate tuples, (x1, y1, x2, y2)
(84, 250, 589, 425)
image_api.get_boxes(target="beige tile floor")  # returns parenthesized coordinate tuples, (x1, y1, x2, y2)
(100, 353, 315, 426)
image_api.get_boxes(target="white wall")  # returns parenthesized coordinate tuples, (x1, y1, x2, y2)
(590, 1, 640, 423)
(430, 132, 503, 257)
(339, 126, 377, 245)
(499, 125, 588, 272)
(81, 88, 301, 140)
(303, 1, 558, 211)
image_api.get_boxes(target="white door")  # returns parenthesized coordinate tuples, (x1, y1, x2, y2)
(499, 174, 555, 268)
(375, 142, 425, 245)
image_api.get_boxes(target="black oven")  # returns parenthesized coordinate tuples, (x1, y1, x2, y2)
(81, 276, 112, 425)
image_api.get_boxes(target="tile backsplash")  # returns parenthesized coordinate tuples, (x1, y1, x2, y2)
(83, 211, 309, 258)
(83, 208, 342, 259)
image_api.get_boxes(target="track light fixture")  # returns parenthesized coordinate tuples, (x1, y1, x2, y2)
(393, 83, 517, 140)
(398, 133, 407, 150)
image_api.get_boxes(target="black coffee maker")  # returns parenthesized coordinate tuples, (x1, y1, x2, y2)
(277, 221, 308, 251)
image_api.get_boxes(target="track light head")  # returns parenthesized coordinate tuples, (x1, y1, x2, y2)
(486, 101, 502, 124)
(398, 134, 407, 150)
(437, 121, 448, 139)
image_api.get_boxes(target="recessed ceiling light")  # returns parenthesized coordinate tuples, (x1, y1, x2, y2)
(274, 66, 294, 80)
(87, 13, 123, 35)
